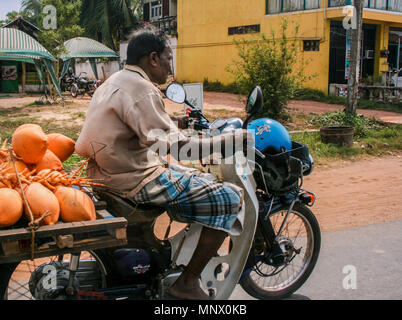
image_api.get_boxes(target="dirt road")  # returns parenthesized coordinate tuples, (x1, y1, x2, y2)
(302, 154, 402, 232)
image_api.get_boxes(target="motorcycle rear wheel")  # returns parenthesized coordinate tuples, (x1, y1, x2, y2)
(3, 251, 106, 300)
(240, 203, 321, 300)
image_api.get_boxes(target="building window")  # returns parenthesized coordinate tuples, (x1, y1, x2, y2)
(228, 24, 261, 35)
(303, 40, 320, 51)
(266, 0, 320, 14)
(328, 0, 346, 7)
(329, 0, 402, 12)
(151, 4, 162, 19)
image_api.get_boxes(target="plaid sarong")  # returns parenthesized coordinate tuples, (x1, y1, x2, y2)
(132, 168, 243, 234)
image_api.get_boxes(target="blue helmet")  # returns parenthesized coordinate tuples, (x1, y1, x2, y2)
(247, 118, 292, 154)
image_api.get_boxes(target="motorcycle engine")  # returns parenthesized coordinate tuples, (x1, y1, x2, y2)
(29, 259, 104, 300)
(29, 261, 78, 300)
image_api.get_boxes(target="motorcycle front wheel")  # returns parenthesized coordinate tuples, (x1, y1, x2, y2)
(70, 84, 79, 98)
(240, 203, 321, 300)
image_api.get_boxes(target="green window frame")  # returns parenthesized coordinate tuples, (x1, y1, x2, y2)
(266, 0, 321, 14)
(328, 0, 402, 12)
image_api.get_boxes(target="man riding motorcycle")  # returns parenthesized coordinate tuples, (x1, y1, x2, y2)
(74, 29, 251, 300)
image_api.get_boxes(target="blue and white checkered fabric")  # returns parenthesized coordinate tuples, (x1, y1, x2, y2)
(132, 169, 242, 233)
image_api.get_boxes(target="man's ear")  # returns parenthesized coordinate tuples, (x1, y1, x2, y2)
(149, 52, 159, 67)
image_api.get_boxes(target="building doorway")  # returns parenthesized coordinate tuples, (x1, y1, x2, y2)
(388, 28, 402, 87)
(329, 21, 377, 88)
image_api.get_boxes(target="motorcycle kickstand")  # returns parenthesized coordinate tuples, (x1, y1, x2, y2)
(66, 252, 81, 296)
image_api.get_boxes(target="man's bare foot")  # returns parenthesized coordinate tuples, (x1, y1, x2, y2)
(168, 278, 209, 300)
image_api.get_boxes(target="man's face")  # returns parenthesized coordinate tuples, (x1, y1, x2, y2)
(153, 47, 173, 85)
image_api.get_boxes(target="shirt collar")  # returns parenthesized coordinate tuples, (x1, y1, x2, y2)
(124, 65, 151, 82)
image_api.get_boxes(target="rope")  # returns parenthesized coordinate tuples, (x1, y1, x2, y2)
(9, 149, 51, 261)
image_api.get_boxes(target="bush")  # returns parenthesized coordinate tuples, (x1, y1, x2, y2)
(309, 110, 384, 138)
(293, 88, 327, 101)
(227, 19, 312, 120)
(293, 88, 346, 105)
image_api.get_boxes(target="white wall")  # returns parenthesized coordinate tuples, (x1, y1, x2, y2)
(75, 60, 120, 81)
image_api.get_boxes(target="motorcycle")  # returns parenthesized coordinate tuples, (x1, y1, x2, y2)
(59, 71, 75, 93)
(69, 71, 101, 98)
(1, 84, 320, 301)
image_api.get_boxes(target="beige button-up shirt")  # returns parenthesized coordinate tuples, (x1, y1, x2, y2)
(75, 65, 187, 198)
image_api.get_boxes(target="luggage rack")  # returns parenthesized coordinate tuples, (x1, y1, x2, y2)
(0, 201, 128, 264)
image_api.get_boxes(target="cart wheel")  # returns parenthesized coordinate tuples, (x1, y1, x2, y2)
(5, 251, 100, 300)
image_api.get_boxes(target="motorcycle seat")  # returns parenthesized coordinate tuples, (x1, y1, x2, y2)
(94, 189, 165, 225)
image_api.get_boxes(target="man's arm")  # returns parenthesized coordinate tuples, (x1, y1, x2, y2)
(170, 129, 252, 162)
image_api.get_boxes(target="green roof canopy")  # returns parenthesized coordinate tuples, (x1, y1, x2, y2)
(0, 27, 56, 62)
(0, 27, 63, 99)
(60, 37, 119, 81)
(61, 37, 119, 61)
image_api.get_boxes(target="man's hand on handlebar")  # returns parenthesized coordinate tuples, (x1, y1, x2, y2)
(171, 115, 190, 129)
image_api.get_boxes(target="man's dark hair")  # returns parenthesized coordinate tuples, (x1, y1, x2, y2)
(126, 30, 169, 65)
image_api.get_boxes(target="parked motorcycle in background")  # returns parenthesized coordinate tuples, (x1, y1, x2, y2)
(60, 68, 101, 98)
(70, 72, 101, 98)
(59, 68, 75, 93)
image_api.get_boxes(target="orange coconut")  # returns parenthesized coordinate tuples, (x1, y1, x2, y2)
(24, 182, 60, 225)
(54, 186, 96, 222)
(12, 124, 48, 164)
(47, 133, 76, 162)
(0, 188, 23, 228)
(34, 149, 63, 173)
(2, 160, 29, 175)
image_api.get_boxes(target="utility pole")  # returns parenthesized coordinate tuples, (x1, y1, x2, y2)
(346, 0, 364, 114)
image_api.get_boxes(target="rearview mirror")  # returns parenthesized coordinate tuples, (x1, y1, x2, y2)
(246, 86, 263, 115)
(165, 83, 186, 104)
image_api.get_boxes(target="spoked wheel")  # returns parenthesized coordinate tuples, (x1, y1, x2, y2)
(70, 84, 79, 98)
(4, 251, 106, 300)
(240, 203, 321, 300)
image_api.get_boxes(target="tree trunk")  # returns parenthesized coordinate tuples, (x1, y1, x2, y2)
(346, 0, 364, 114)
(21, 62, 26, 97)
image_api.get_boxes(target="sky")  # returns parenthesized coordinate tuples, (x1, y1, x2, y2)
(0, 0, 23, 21)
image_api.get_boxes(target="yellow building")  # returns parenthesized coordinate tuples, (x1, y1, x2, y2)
(176, 0, 402, 94)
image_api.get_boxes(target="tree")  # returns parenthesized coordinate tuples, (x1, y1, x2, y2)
(80, 0, 140, 51)
(33, 0, 84, 99)
(21, 0, 42, 26)
(228, 19, 312, 120)
(0, 9, 37, 26)
(36, 0, 84, 59)
(346, 0, 364, 114)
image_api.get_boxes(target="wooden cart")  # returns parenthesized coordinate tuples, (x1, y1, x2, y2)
(0, 201, 128, 264)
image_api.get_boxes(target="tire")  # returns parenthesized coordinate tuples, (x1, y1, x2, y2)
(240, 203, 321, 300)
(2, 251, 107, 300)
(88, 84, 97, 97)
(70, 84, 79, 98)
